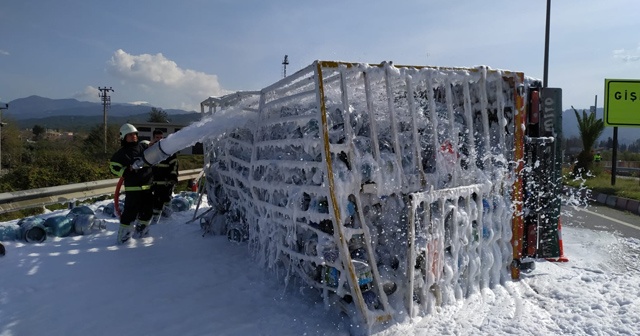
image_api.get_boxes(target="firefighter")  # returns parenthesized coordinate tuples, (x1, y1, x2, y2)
(109, 123, 154, 244)
(150, 129, 179, 222)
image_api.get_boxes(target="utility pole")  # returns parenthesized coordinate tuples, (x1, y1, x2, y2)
(543, 0, 551, 88)
(0, 103, 7, 172)
(98, 87, 114, 154)
(282, 55, 289, 78)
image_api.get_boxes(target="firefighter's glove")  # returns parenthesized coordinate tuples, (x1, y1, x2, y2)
(131, 158, 146, 170)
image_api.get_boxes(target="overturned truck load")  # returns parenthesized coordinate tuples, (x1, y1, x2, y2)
(197, 61, 563, 332)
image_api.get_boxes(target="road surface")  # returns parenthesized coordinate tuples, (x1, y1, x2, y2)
(562, 203, 640, 240)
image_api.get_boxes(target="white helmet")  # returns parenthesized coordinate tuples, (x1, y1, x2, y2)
(119, 123, 138, 140)
(140, 140, 150, 146)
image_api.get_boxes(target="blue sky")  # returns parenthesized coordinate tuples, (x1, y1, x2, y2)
(1, 0, 639, 111)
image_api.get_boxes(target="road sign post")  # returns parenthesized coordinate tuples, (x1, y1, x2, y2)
(604, 79, 640, 185)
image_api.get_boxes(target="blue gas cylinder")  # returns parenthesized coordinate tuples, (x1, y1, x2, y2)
(18, 217, 47, 243)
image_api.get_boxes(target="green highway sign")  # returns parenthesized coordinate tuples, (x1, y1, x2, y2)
(604, 79, 640, 127)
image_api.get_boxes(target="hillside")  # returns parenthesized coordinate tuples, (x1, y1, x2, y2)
(3, 95, 201, 131)
(14, 113, 202, 132)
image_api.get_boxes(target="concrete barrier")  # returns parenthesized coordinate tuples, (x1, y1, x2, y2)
(616, 197, 628, 210)
(596, 193, 608, 204)
(626, 200, 640, 215)
(564, 185, 640, 216)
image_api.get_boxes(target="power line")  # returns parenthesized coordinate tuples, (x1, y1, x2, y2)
(98, 87, 114, 154)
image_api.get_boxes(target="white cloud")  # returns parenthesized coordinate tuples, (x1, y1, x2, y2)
(613, 45, 640, 63)
(0, 49, 9, 56)
(127, 101, 150, 106)
(106, 49, 231, 110)
(72, 86, 101, 102)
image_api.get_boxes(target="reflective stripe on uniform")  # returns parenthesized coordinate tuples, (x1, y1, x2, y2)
(109, 162, 125, 177)
(124, 185, 152, 191)
(153, 181, 175, 186)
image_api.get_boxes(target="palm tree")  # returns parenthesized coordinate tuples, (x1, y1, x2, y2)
(572, 106, 604, 176)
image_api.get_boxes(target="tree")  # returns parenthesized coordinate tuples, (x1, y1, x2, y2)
(572, 106, 605, 176)
(148, 107, 169, 123)
(629, 138, 640, 153)
(32, 124, 46, 141)
(82, 124, 121, 162)
(0, 150, 108, 190)
(0, 116, 24, 169)
(606, 137, 614, 149)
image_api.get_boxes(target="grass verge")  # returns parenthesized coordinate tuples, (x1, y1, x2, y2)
(564, 169, 640, 201)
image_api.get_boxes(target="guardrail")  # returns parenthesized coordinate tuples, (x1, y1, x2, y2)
(604, 167, 640, 175)
(602, 161, 640, 168)
(0, 169, 203, 214)
(600, 161, 639, 176)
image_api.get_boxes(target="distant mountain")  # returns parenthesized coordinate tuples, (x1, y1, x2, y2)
(6, 96, 98, 118)
(2, 95, 201, 131)
(562, 107, 639, 145)
(5, 95, 194, 120)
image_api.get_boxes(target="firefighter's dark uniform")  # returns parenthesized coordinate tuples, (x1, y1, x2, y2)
(152, 152, 178, 218)
(109, 141, 154, 228)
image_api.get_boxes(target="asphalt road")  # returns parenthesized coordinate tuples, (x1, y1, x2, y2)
(562, 203, 640, 240)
